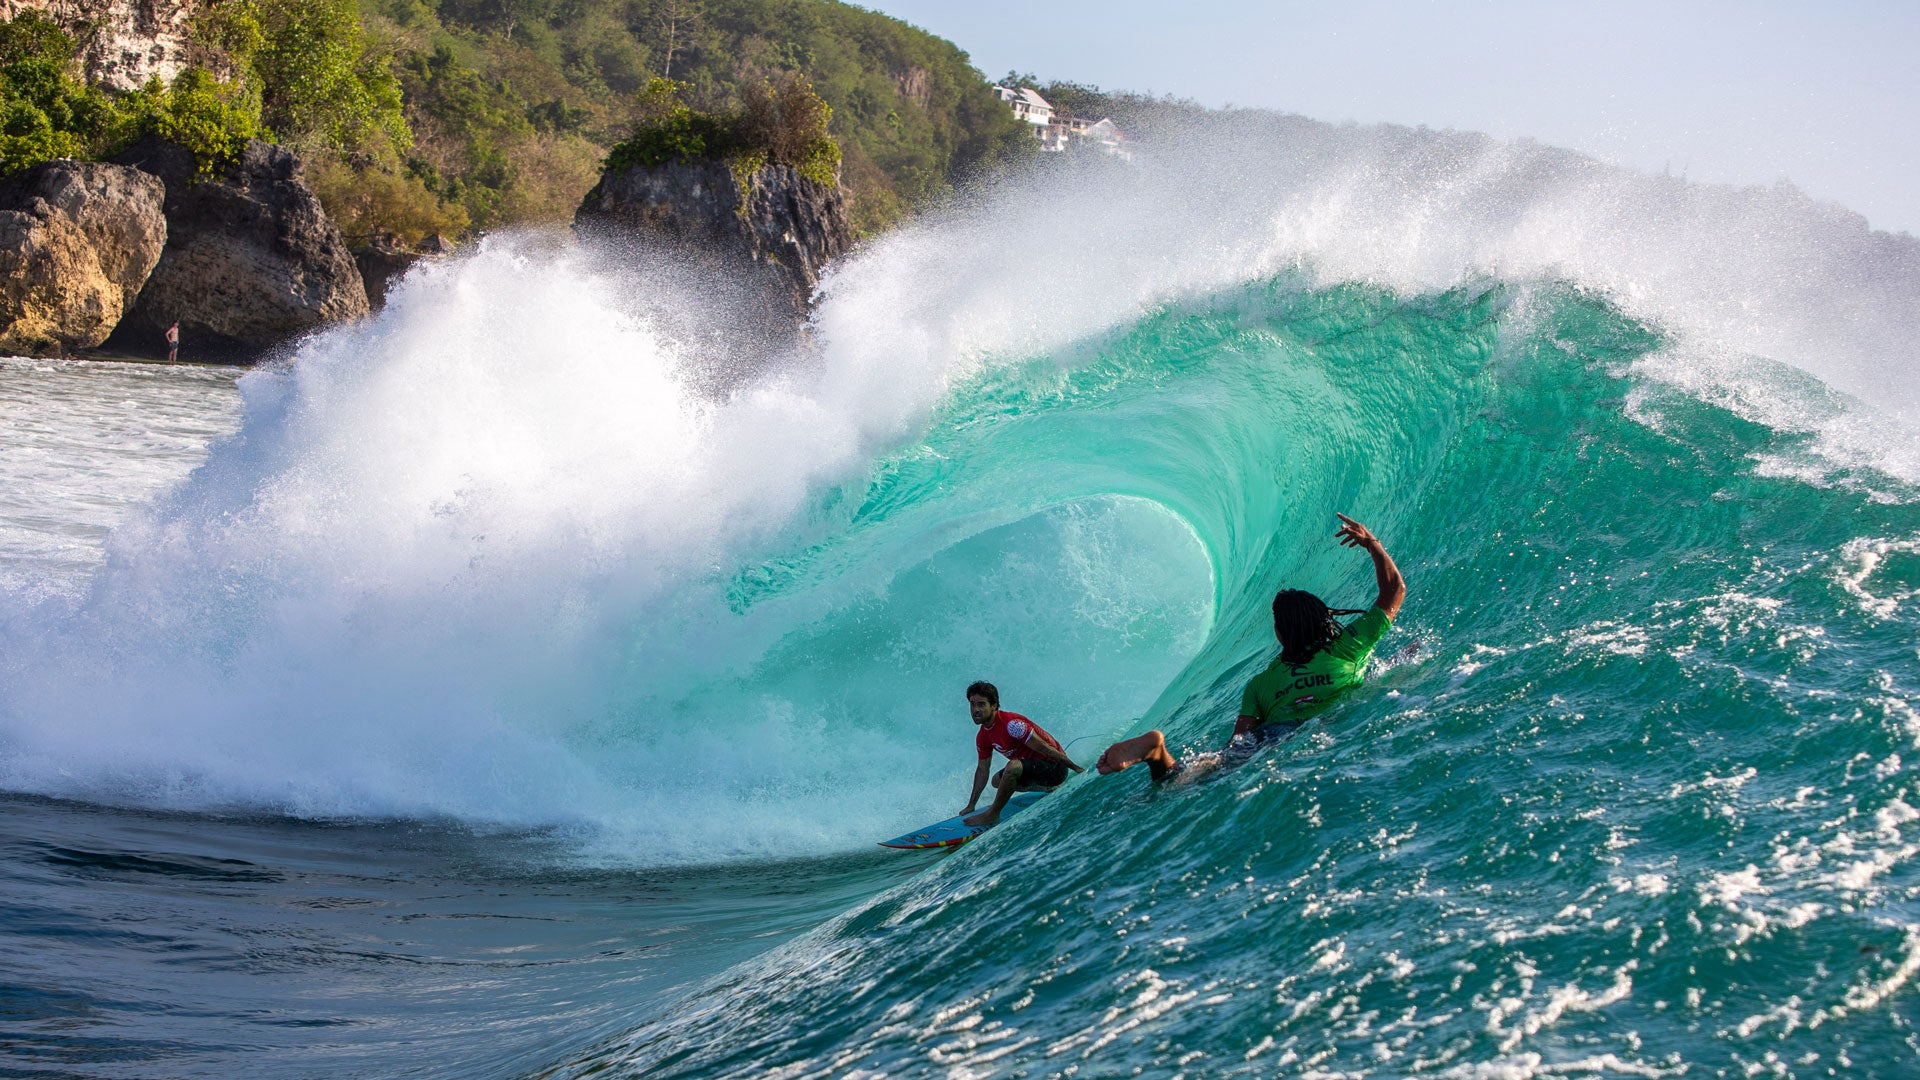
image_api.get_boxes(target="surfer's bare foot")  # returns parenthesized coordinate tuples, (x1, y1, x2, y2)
(963, 809, 1000, 827)
(1096, 731, 1179, 782)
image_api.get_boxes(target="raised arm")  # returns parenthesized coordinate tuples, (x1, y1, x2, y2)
(1336, 513, 1405, 619)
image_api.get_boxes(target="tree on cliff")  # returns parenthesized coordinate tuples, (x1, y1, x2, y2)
(200, 0, 409, 158)
(191, 0, 466, 241)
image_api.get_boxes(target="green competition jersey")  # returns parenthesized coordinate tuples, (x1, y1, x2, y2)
(1239, 606, 1393, 727)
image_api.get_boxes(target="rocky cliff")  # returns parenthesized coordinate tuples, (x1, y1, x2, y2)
(352, 232, 455, 311)
(575, 159, 853, 333)
(0, 136, 373, 363)
(109, 137, 369, 360)
(2, 0, 197, 91)
(0, 160, 167, 356)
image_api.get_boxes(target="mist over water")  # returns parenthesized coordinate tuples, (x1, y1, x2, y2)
(4, 113, 1920, 1076)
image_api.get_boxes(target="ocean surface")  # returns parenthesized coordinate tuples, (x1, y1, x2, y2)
(2, 117, 1918, 1078)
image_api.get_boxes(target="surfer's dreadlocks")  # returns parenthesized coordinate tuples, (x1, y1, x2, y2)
(1272, 590, 1367, 666)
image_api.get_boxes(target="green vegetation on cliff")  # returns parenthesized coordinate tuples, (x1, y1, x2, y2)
(0, 14, 122, 170)
(606, 74, 840, 199)
(360, 0, 1031, 235)
(2, 0, 1029, 242)
(0, 12, 264, 180)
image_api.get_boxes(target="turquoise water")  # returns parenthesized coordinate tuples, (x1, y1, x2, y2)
(4, 125, 1920, 1076)
(538, 278, 1920, 1077)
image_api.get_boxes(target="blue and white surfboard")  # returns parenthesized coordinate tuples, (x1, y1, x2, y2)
(878, 791, 1049, 849)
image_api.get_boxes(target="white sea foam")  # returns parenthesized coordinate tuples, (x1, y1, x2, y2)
(1836, 537, 1920, 619)
(1811, 929, 1920, 1026)
(1484, 963, 1637, 1054)
(0, 357, 242, 600)
(1626, 347, 1920, 499)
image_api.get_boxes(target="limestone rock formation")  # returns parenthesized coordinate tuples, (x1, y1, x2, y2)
(352, 232, 455, 311)
(110, 137, 370, 360)
(2, 0, 197, 91)
(574, 159, 853, 330)
(0, 159, 167, 356)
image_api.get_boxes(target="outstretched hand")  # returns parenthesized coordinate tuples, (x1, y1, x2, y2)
(1338, 512, 1406, 618)
(1335, 513, 1379, 549)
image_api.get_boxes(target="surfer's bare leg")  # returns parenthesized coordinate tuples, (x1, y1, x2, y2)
(965, 760, 1022, 826)
(1095, 731, 1179, 782)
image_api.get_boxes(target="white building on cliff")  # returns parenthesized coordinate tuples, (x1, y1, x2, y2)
(991, 85, 1133, 160)
(993, 85, 1056, 130)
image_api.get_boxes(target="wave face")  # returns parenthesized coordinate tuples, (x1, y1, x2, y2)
(544, 275, 1920, 1075)
(5, 116, 1920, 1073)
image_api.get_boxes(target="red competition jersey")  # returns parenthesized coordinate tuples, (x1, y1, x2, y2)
(976, 710, 1063, 762)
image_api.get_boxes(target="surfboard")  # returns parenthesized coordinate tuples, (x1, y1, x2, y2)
(878, 791, 1049, 849)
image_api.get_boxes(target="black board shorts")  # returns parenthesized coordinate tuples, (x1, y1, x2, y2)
(1212, 721, 1304, 771)
(1015, 757, 1069, 789)
(1249, 720, 1302, 746)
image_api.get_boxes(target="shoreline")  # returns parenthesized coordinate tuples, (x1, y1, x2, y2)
(6, 348, 246, 370)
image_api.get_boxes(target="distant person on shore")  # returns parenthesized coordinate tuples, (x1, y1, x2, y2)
(961, 681, 1083, 826)
(165, 322, 180, 363)
(1096, 514, 1406, 783)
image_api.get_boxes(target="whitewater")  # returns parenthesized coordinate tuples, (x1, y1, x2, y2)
(2, 113, 1917, 1078)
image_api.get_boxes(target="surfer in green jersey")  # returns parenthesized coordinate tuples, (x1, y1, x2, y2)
(1095, 513, 1406, 782)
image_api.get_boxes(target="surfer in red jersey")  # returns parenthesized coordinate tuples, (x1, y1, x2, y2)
(961, 681, 1083, 826)
(1095, 513, 1406, 782)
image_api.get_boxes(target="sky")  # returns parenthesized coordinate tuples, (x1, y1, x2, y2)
(860, 0, 1920, 236)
